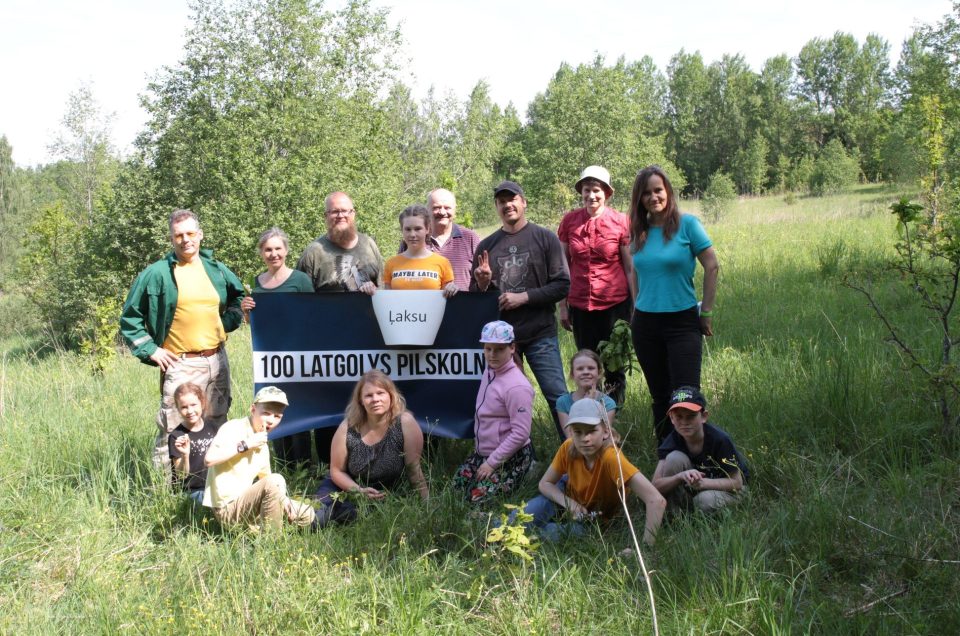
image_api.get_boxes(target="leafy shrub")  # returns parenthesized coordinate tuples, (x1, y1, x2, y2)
(809, 139, 860, 195)
(16, 202, 89, 346)
(702, 171, 737, 222)
(598, 319, 636, 377)
(0, 292, 40, 341)
(786, 155, 815, 193)
(485, 503, 539, 563)
(846, 196, 960, 437)
(732, 134, 769, 195)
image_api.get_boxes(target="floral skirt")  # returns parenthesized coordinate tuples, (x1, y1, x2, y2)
(453, 443, 534, 504)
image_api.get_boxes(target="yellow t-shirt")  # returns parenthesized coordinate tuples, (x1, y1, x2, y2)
(550, 439, 640, 519)
(203, 416, 272, 509)
(162, 259, 225, 354)
(383, 252, 454, 290)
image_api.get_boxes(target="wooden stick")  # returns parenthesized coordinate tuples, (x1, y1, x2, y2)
(843, 587, 908, 617)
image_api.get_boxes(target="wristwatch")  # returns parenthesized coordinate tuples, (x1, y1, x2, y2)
(237, 440, 249, 454)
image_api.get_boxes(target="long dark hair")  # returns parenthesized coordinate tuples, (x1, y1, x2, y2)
(629, 165, 680, 251)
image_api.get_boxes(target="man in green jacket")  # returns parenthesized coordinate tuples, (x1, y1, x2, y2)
(120, 209, 245, 473)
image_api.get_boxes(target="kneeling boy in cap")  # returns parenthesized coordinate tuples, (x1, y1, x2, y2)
(517, 397, 665, 544)
(203, 386, 316, 531)
(652, 386, 748, 513)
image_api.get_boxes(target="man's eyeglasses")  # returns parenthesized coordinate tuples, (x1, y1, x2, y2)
(326, 208, 355, 218)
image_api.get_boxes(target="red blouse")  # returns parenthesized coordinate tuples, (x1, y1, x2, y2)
(557, 206, 630, 311)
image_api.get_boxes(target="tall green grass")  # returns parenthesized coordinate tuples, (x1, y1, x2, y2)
(1, 185, 957, 633)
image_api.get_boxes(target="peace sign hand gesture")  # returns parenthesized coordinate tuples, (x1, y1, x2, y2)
(474, 250, 492, 291)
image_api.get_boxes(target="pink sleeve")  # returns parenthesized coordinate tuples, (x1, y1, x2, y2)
(486, 384, 534, 468)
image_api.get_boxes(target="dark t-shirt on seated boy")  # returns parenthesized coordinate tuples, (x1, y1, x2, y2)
(168, 424, 216, 493)
(657, 422, 749, 481)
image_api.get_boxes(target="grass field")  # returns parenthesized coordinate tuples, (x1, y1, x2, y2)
(1, 185, 958, 634)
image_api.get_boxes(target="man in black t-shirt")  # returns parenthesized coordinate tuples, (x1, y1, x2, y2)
(471, 181, 570, 440)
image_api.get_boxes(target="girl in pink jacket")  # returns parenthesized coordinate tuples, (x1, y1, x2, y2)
(453, 320, 535, 503)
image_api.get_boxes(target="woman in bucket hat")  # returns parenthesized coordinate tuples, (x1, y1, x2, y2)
(557, 166, 634, 406)
(453, 321, 535, 503)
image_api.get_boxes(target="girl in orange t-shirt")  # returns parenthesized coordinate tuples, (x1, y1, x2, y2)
(383, 205, 458, 297)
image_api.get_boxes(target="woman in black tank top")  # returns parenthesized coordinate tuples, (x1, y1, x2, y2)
(313, 371, 429, 525)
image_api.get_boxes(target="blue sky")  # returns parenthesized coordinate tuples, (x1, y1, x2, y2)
(1, 0, 952, 166)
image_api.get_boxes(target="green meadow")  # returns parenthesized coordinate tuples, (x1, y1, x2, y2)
(1, 186, 957, 634)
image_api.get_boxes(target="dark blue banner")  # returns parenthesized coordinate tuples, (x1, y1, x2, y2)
(250, 291, 500, 439)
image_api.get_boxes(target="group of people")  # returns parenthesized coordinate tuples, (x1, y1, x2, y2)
(119, 165, 746, 540)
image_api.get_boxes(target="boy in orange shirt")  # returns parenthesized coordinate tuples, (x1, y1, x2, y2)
(520, 398, 665, 544)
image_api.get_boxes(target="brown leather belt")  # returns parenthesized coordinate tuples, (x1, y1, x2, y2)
(180, 345, 221, 359)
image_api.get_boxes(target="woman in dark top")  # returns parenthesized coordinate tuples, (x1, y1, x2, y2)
(240, 227, 313, 320)
(313, 370, 428, 525)
(241, 226, 314, 466)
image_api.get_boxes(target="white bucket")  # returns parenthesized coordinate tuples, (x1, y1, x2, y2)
(371, 290, 447, 346)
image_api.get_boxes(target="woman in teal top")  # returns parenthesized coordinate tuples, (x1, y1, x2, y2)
(240, 226, 314, 465)
(628, 166, 719, 444)
(241, 227, 313, 317)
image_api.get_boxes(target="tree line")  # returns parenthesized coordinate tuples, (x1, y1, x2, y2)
(1, 0, 958, 359)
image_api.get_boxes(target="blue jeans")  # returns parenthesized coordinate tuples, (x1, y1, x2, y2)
(187, 489, 204, 505)
(517, 335, 568, 440)
(513, 476, 588, 542)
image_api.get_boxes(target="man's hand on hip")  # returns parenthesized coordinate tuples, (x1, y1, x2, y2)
(150, 347, 180, 372)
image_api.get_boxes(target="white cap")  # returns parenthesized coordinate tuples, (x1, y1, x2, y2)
(564, 398, 605, 427)
(575, 165, 613, 195)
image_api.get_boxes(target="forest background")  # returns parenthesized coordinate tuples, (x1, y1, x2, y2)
(1, 0, 958, 353)
(1, 0, 959, 632)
